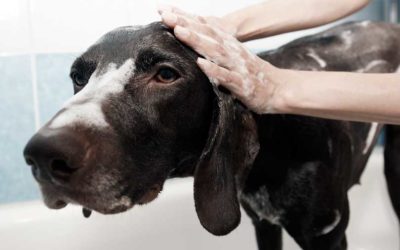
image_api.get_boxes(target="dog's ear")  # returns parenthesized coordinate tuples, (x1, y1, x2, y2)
(193, 85, 259, 236)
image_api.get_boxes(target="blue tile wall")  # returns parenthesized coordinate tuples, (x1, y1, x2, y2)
(0, 56, 40, 203)
(353, 0, 384, 21)
(0, 53, 79, 204)
(37, 53, 78, 124)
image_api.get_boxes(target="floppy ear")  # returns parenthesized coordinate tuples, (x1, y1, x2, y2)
(193, 84, 259, 236)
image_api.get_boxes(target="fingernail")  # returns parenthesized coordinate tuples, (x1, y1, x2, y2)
(175, 26, 190, 38)
(161, 12, 177, 24)
(157, 3, 172, 14)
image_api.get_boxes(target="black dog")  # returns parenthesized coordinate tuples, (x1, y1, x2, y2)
(24, 21, 400, 250)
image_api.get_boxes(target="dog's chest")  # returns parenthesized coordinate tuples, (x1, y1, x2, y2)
(240, 186, 284, 225)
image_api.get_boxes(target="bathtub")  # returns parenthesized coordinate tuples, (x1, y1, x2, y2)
(0, 148, 398, 250)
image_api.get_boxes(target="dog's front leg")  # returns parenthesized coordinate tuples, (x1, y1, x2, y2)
(384, 125, 400, 223)
(241, 202, 282, 250)
(253, 220, 282, 250)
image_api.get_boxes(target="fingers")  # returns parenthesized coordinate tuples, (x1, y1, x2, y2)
(158, 4, 193, 29)
(158, 4, 234, 68)
(197, 58, 244, 97)
(160, 12, 221, 44)
(157, 4, 195, 19)
(197, 57, 272, 114)
(161, 12, 220, 41)
(175, 26, 227, 62)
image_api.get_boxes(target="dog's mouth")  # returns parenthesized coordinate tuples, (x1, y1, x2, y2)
(136, 184, 162, 204)
(46, 198, 97, 218)
(41, 184, 163, 218)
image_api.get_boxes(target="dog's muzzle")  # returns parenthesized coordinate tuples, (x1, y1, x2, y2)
(23, 126, 86, 184)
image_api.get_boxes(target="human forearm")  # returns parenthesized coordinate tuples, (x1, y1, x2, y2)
(273, 69, 400, 124)
(158, 4, 400, 124)
(223, 0, 370, 41)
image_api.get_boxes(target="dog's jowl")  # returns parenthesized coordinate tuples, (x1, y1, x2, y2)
(24, 22, 400, 250)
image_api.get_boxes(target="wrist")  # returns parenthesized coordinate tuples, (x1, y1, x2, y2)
(221, 13, 242, 39)
(221, 1, 291, 42)
(223, 14, 259, 42)
(262, 66, 299, 114)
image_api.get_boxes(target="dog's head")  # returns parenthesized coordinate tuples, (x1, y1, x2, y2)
(23, 22, 259, 235)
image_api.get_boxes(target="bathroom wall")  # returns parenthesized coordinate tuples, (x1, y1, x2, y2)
(0, 0, 388, 203)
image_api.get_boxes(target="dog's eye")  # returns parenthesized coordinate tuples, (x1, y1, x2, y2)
(71, 72, 87, 87)
(155, 68, 179, 83)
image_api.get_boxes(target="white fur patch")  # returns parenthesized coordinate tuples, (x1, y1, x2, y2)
(318, 210, 341, 235)
(109, 195, 132, 210)
(306, 49, 327, 68)
(363, 122, 379, 154)
(49, 59, 135, 129)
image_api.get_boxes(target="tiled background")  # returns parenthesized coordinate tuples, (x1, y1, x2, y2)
(0, 0, 392, 203)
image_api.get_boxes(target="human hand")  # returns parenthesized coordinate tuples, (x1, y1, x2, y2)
(158, 5, 237, 37)
(158, 5, 280, 114)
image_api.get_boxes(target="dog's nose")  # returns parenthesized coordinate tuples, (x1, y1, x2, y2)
(23, 128, 84, 183)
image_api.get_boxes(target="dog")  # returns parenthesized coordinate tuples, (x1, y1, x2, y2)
(23, 21, 400, 250)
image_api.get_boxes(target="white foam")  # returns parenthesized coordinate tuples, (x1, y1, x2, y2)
(123, 25, 148, 31)
(306, 49, 327, 68)
(327, 138, 333, 156)
(257, 72, 264, 81)
(341, 30, 353, 49)
(396, 64, 400, 73)
(192, 26, 264, 111)
(49, 59, 135, 129)
(356, 60, 387, 73)
(318, 210, 341, 235)
(209, 77, 219, 86)
(240, 186, 283, 225)
(360, 21, 371, 27)
(363, 122, 379, 154)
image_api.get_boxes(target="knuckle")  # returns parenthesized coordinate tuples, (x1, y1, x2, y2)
(176, 16, 186, 26)
(214, 66, 226, 78)
(239, 47, 250, 58)
(215, 44, 226, 55)
(246, 61, 258, 74)
(197, 16, 207, 24)
(207, 27, 219, 39)
(187, 31, 196, 40)
(226, 71, 238, 83)
(207, 63, 218, 74)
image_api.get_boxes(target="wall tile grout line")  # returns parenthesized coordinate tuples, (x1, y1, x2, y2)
(29, 54, 41, 131)
(26, 0, 41, 131)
